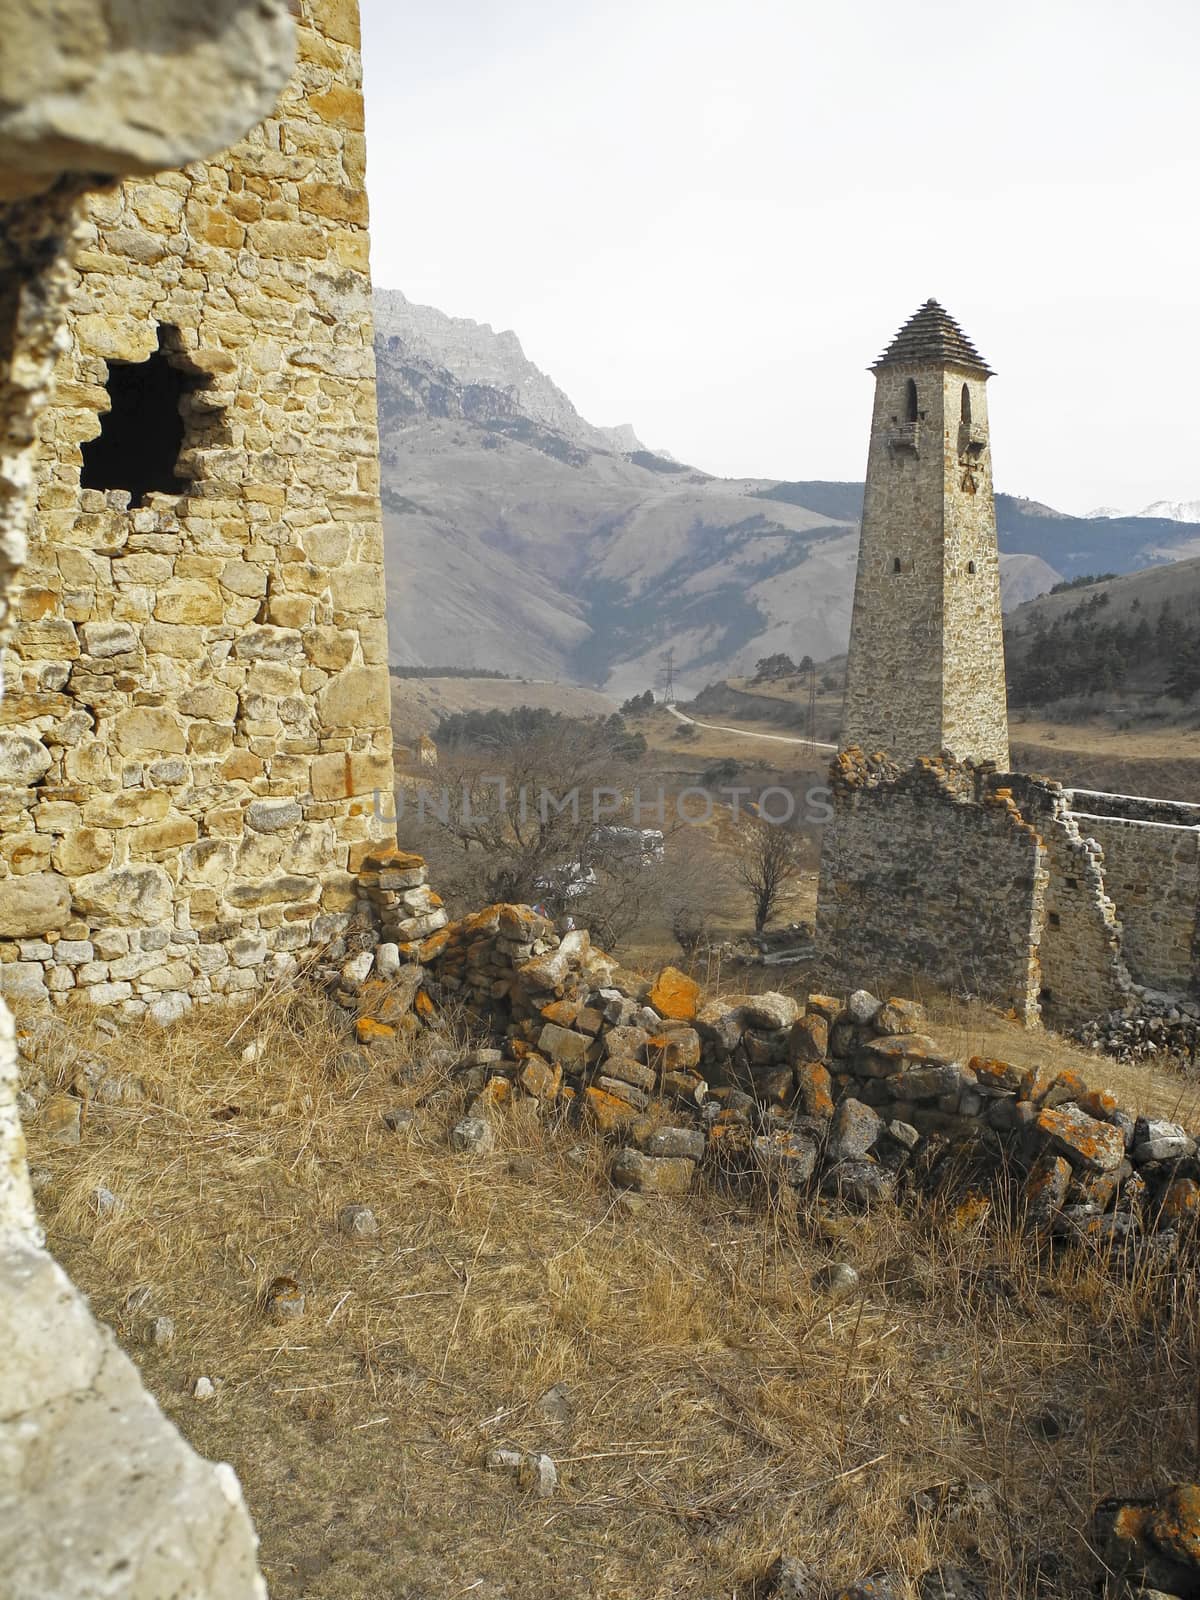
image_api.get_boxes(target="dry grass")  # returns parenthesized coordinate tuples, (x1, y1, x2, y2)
(21, 989, 1200, 1599)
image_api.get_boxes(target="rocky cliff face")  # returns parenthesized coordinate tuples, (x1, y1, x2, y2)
(374, 289, 642, 457)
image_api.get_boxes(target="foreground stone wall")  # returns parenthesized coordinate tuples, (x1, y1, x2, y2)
(0, 0, 395, 1021)
(0, 3, 298, 1593)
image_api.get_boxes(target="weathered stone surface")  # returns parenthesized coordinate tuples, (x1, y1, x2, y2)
(648, 966, 700, 1021)
(1133, 1119, 1197, 1164)
(450, 1116, 495, 1155)
(0, 872, 70, 937)
(753, 1129, 817, 1186)
(537, 1023, 591, 1069)
(828, 1098, 883, 1161)
(611, 1147, 694, 1195)
(0, 1244, 267, 1597)
(0, 0, 295, 199)
(636, 1126, 706, 1162)
(858, 1034, 954, 1075)
(1037, 1104, 1126, 1173)
(337, 1204, 379, 1238)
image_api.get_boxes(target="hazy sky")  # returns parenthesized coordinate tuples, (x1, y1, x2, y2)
(361, 0, 1198, 515)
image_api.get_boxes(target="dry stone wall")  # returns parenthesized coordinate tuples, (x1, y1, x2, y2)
(816, 753, 1200, 1033)
(0, 0, 395, 1022)
(816, 750, 1047, 1021)
(1064, 790, 1200, 995)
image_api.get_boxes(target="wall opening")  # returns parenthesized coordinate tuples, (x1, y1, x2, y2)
(905, 379, 919, 423)
(967, 560, 976, 574)
(80, 326, 207, 507)
(893, 557, 902, 574)
(961, 382, 972, 424)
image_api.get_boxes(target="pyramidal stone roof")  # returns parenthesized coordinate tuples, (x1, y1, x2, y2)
(872, 299, 994, 376)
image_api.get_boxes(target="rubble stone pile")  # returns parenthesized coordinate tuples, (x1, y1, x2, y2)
(330, 854, 1200, 1264)
(1074, 989, 1200, 1072)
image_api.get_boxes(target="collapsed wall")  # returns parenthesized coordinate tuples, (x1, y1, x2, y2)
(0, 0, 395, 1022)
(817, 751, 1147, 1029)
(1063, 789, 1200, 996)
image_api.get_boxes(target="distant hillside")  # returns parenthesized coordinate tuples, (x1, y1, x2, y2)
(374, 289, 1200, 696)
(1005, 558, 1200, 714)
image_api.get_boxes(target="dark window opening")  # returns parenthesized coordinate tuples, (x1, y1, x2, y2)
(80, 326, 205, 507)
(893, 557, 902, 573)
(905, 379, 919, 422)
(1040, 987, 1054, 1005)
(1048, 911, 1061, 927)
(967, 560, 976, 574)
(961, 382, 972, 424)
(1065, 876, 1078, 889)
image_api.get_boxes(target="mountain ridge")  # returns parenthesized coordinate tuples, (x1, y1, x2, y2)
(374, 288, 1200, 694)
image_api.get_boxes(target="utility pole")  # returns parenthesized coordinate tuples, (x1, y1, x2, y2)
(659, 647, 676, 707)
(807, 659, 818, 755)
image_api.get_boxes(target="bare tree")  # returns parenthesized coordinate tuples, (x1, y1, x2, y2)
(737, 819, 803, 933)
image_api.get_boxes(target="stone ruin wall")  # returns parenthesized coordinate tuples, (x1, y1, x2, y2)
(0, 0, 396, 1024)
(818, 754, 1200, 1030)
(1063, 789, 1200, 996)
(815, 750, 1047, 1021)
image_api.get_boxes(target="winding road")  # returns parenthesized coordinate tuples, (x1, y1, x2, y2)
(667, 703, 837, 752)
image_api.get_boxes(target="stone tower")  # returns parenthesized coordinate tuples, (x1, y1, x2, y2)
(840, 299, 1009, 767)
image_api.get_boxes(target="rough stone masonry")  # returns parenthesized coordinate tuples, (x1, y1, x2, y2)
(0, 0, 396, 1023)
(0, 3, 308, 1594)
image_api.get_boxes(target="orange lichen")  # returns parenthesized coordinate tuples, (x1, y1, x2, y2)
(356, 1017, 396, 1044)
(648, 966, 700, 1022)
(582, 1087, 638, 1133)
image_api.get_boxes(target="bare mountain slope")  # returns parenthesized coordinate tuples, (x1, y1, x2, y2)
(378, 290, 1200, 693)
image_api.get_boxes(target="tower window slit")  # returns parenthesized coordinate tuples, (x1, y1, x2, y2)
(961, 382, 972, 424)
(905, 379, 919, 423)
(893, 557, 902, 574)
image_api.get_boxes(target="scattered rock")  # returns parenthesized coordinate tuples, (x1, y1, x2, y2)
(147, 1316, 176, 1348)
(193, 1376, 216, 1402)
(90, 1184, 121, 1217)
(265, 1276, 305, 1321)
(917, 1566, 988, 1600)
(485, 1446, 557, 1497)
(337, 1204, 379, 1238)
(611, 1147, 694, 1195)
(813, 1261, 860, 1298)
(535, 1383, 573, 1425)
(763, 1554, 822, 1599)
(39, 1092, 81, 1145)
(450, 1116, 495, 1155)
(381, 1106, 417, 1136)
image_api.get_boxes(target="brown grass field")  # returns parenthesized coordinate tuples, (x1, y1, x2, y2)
(22, 982, 1200, 1600)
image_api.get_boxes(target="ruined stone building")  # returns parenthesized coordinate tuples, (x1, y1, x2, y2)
(0, 0, 396, 1022)
(820, 301, 1200, 1027)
